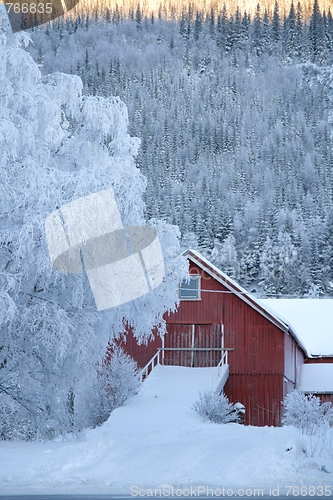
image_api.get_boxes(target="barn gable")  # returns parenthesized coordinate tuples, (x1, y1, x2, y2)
(178, 250, 307, 351)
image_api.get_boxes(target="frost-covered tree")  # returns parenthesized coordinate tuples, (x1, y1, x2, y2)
(251, 4, 264, 56)
(323, 209, 333, 290)
(0, 31, 187, 439)
(283, 390, 333, 436)
(210, 235, 239, 280)
(79, 345, 141, 428)
(285, 2, 298, 58)
(272, 1, 281, 45)
(259, 232, 300, 295)
(309, 0, 325, 61)
(282, 390, 333, 457)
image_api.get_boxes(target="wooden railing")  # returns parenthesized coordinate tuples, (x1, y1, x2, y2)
(138, 350, 161, 382)
(216, 348, 230, 367)
(210, 349, 232, 393)
(138, 347, 233, 383)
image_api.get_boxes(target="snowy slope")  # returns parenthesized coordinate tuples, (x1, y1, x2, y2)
(91, 365, 217, 436)
(0, 365, 332, 495)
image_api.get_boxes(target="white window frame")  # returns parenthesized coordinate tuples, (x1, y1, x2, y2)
(179, 275, 201, 301)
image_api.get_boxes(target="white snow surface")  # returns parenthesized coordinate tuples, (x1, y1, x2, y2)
(261, 299, 333, 356)
(297, 363, 333, 393)
(1, 365, 333, 495)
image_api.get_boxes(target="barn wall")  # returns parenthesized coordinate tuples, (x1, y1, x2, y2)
(166, 262, 227, 325)
(284, 336, 305, 398)
(119, 328, 162, 369)
(284, 378, 295, 399)
(166, 261, 287, 426)
(284, 334, 296, 383)
(224, 374, 283, 427)
(296, 346, 305, 369)
(316, 394, 333, 405)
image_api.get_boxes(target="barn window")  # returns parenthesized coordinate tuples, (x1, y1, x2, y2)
(179, 275, 201, 300)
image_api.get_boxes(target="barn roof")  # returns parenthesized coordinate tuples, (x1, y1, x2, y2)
(261, 299, 333, 357)
(183, 249, 309, 357)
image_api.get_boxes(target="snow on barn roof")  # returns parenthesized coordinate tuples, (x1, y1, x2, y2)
(184, 249, 254, 297)
(261, 299, 333, 357)
(183, 249, 309, 356)
(297, 363, 333, 393)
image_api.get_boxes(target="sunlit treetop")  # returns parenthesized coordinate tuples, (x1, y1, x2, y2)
(73, 0, 330, 22)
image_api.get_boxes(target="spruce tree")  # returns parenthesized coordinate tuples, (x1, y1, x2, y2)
(309, 0, 324, 61)
(285, 2, 298, 58)
(272, 1, 281, 45)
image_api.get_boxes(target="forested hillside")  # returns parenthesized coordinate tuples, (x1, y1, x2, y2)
(30, 0, 333, 297)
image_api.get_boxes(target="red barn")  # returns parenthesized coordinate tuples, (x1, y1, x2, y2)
(122, 249, 333, 427)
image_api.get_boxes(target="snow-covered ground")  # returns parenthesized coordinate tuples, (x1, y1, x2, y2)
(0, 365, 332, 496)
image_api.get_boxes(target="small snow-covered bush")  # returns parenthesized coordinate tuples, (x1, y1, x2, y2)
(88, 346, 141, 427)
(192, 390, 243, 424)
(282, 390, 333, 436)
(102, 346, 141, 409)
(283, 390, 333, 458)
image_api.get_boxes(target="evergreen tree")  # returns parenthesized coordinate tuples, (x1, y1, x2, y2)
(262, 10, 271, 53)
(309, 0, 324, 61)
(194, 10, 202, 40)
(323, 209, 333, 291)
(272, 1, 281, 45)
(285, 2, 298, 58)
(252, 4, 264, 56)
(216, 4, 228, 51)
(295, 1, 304, 57)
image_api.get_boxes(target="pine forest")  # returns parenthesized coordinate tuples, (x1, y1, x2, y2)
(29, 0, 333, 297)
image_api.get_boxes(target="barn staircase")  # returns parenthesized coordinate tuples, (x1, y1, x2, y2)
(139, 347, 230, 395)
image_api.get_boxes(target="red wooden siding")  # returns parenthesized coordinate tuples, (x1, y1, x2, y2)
(225, 374, 283, 427)
(167, 262, 286, 376)
(223, 317, 285, 374)
(317, 394, 333, 405)
(117, 328, 162, 369)
(166, 263, 226, 325)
